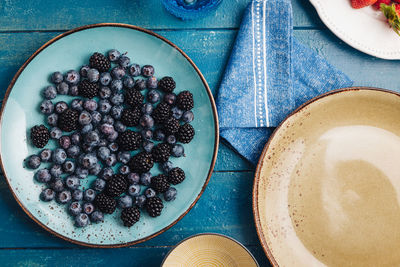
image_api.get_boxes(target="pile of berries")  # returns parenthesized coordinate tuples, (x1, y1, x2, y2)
(26, 50, 195, 228)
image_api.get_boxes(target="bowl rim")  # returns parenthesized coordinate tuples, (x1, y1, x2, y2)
(252, 86, 400, 266)
(0, 23, 219, 248)
(161, 232, 260, 266)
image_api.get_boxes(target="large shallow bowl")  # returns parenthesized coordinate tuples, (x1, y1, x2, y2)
(253, 87, 400, 266)
(0, 23, 218, 247)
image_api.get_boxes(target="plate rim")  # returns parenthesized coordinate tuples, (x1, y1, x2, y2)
(252, 86, 400, 265)
(0, 23, 219, 248)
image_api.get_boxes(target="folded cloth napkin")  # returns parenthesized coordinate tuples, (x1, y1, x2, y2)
(216, 0, 353, 165)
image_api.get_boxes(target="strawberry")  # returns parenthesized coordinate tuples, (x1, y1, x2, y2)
(351, 0, 378, 9)
(393, 0, 400, 3)
(373, 0, 391, 10)
(381, 3, 400, 36)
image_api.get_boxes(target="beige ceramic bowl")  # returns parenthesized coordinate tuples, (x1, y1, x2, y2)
(253, 88, 400, 267)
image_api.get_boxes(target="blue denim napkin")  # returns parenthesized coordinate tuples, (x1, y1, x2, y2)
(216, 0, 353, 165)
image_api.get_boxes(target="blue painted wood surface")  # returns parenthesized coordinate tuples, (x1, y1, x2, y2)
(0, 0, 398, 266)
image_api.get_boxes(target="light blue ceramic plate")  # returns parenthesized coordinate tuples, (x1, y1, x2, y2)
(0, 24, 218, 247)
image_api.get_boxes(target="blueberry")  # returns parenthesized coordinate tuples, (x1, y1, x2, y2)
(98, 146, 111, 161)
(119, 55, 130, 68)
(182, 110, 194, 123)
(57, 190, 72, 204)
(118, 195, 133, 209)
(99, 86, 112, 99)
(69, 201, 82, 216)
(90, 163, 102, 175)
(75, 167, 89, 179)
(123, 76, 135, 88)
(108, 49, 121, 62)
(80, 65, 90, 77)
(114, 121, 126, 133)
(83, 189, 96, 202)
(117, 151, 131, 164)
(47, 113, 58, 126)
(83, 202, 95, 215)
(66, 145, 80, 158)
(50, 178, 65, 192)
(79, 153, 98, 169)
(140, 172, 152, 186)
(108, 142, 119, 153)
(139, 115, 154, 128)
(110, 93, 124, 105)
(111, 79, 124, 93)
(78, 110, 92, 125)
(72, 189, 83, 201)
(129, 64, 141, 76)
(65, 70, 80, 85)
(166, 135, 176, 145)
(75, 213, 89, 227)
(135, 195, 146, 208)
(110, 105, 123, 119)
(50, 164, 63, 177)
(69, 85, 79, 96)
(27, 155, 41, 169)
(127, 173, 140, 184)
(99, 72, 112, 86)
(145, 188, 156, 198)
(128, 184, 141, 197)
(161, 161, 173, 173)
(134, 79, 146, 91)
(164, 93, 176, 105)
(56, 82, 69, 95)
(100, 123, 114, 135)
(102, 114, 114, 125)
(171, 144, 185, 157)
(98, 138, 108, 147)
(91, 111, 102, 125)
(164, 187, 177, 201)
(141, 65, 154, 77)
(81, 143, 95, 153)
(107, 130, 118, 142)
(87, 68, 100, 83)
(143, 141, 154, 153)
(39, 149, 52, 162)
(100, 167, 114, 181)
(63, 160, 76, 174)
(141, 103, 153, 115)
(111, 66, 126, 80)
(43, 86, 57, 99)
(147, 76, 158, 89)
(51, 72, 63, 84)
(55, 101, 68, 114)
(147, 89, 160, 103)
(119, 165, 130, 175)
(93, 178, 106, 192)
(84, 99, 98, 111)
(105, 154, 117, 167)
(80, 124, 93, 135)
(50, 127, 62, 139)
(40, 188, 55, 202)
(154, 129, 165, 141)
(65, 175, 80, 190)
(40, 100, 54, 114)
(91, 211, 104, 223)
(71, 99, 84, 111)
(52, 148, 67, 165)
(71, 132, 81, 145)
(171, 106, 183, 120)
(59, 135, 71, 149)
(84, 131, 100, 147)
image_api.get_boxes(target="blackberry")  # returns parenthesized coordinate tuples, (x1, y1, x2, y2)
(150, 174, 170, 193)
(176, 91, 194, 111)
(121, 107, 141, 127)
(145, 196, 164, 217)
(177, 124, 195, 144)
(121, 207, 140, 227)
(94, 193, 117, 214)
(58, 109, 79, 132)
(30, 125, 50, 148)
(78, 79, 99, 99)
(105, 174, 128, 197)
(89, 52, 111, 73)
(152, 102, 172, 124)
(168, 167, 185, 185)
(163, 117, 180, 135)
(152, 143, 171, 163)
(129, 152, 154, 173)
(117, 130, 142, 151)
(125, 88, 144, 107)
(158, 77, 176, 93)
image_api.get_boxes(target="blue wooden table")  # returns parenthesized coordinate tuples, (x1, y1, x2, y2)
(0, 1, 399, 266)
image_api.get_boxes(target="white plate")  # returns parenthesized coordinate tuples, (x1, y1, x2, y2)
(310, 0, 400, 59)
